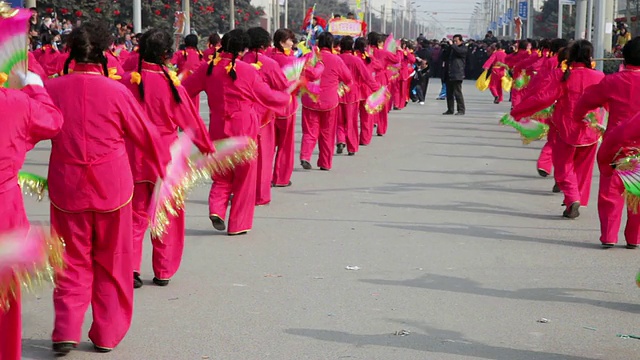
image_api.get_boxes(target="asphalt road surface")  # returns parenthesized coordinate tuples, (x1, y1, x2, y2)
(20, 82, 640, 359)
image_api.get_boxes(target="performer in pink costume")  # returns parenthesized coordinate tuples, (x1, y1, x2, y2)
(34, 35, 60, 77)
(337, 36, 379, 155)
(45, 22, 168, 355)
(202, 33, 221, 62)
(511, 40, 604, 219)
(354, 37, 383, 146)
(121, 29, 214, 288)
(28, 51, 47, 79)
(504, 40, 531, 108)
(0, 70, 63, 360)
(394, 41, 415, 109)
(300, 32, 353, 171)
(482, 43, 507, 104)
(183, 29, 290, 235)
(574, 37, 640, 248)
(121, 50, 139, 72)
(243, 27, 289, 205)
(267, 29, 299, 187)
(171, 34, 205, 77)
(369, 32, 399, 137)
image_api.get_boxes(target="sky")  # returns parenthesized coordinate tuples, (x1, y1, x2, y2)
(372, 0, 479, 35)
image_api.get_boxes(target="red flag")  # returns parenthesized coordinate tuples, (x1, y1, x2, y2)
(302, 7, 313, 30)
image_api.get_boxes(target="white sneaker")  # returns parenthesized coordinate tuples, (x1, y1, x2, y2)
(419, 102, 425, 105)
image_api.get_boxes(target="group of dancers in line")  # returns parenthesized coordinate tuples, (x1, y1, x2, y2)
(481, 35, 640, 249)
(0, 19, 417, 359)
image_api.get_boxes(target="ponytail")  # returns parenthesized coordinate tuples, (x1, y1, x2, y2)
(562, 61, 572, 82)
(100, 53, 109, 77)
(198, 50, 203, 61)
(207, 47, 221, 76)
(137, 54, 145, 100)
(161, 66, 183, 104)
(229, 55, 237, 81)
(63, 54, 73, 75)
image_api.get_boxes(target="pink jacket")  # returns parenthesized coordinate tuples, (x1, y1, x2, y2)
(182, 52, 291, 141)
(120, 61, 214, 183)
(301, 49, 353, 111)
(122, 51, 140, 72)
(34, 45, 60, 77)
(267, 48, 299, 118)
(171, 47, 205, 77)
(356, 50, 383, 99)
(28, 51, 47, 79)
(511, 64, 605, 146)
(338, 51, 379, 103)
(45, 63, 168, 212)
(482, 50, 507, 69)
(598, 112, 640, 175)
(242, 50, 290, 121)
(574, 65, 640, 135)
(0, 85, 63, 198)
(372, 46, 400, 86)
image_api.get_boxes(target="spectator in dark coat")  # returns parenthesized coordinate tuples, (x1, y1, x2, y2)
(443, 34, 467, 115)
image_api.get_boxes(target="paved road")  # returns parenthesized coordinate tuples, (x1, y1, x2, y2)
(20, 82, 640, 359)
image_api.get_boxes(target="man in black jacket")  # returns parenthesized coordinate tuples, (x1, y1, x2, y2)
(443, 34, 468, 115)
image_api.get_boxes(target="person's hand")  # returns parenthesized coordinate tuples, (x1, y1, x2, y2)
(9, 70, 44, 89)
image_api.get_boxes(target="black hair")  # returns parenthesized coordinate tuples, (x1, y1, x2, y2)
(64, 21, 112, 76)
(317, 32, 334, 50)
(453, 34, 463, 42)
(494, 42, 502, 50)
(517, 39, 529, 50)
(138, 28, 182, 104)
(334, 14, 341, 18)
(339, 36, 354, 53)
(208, 33, 221, 47)
(273, 28, 296, 52)
(212, 29, 249, 80)
(247, 27, 271, 65)
(539, 39, 551, 51)
(550, 38, 568, 54)
(40, 33, 56, 53)
(528, 39, 538, 49)
(563, 40, 593, 82)
(367, 32, 381, 47)
(183, 34, 202, 61)
(623, 36, 640, 66)
(354, 37, 371, 64)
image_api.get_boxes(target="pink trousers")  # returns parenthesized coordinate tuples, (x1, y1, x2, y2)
(51, 205, 133, 349)
(511, 88, 523, 108)
(359, 101, 375, 146)
(395, 79, 408, 109)
(537, 126, 556, 175)
(256, 120, 275, 205)
(132, 182, 185, 280)
(337, 102, 360, 154)
(377, 100, 390, 136)
(301, 107, 337, 170)
(272, 115, 296, 186)
(209, 158, 257, 234)
(598, 167, 640, 245)
(489, 68, 505, 102)
(552, 139, 597, 207)
(0, 188, 27, 360)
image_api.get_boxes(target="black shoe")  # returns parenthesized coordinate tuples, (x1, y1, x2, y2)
(52, 342, 76, 355)
(562, 202, 580, 219)
(153, 277, 170, 286)
(601, 243, 615, 249)
(228, 231, 248, 236)
(376, 133, 383, 137)
(348, 152, 355, 156)
(209, 215, 226, 231)
(442, 111, 454, 115)
(494, 96, 500, 104)
(552, 183, 561, 193)
(626, 244, 639, 249)
(319, 167, 330, 171)
(336, 143, 345, 154)
(133, 273, 143, 289)
(301, 160, 312, 170)
(538, 169, 549, 178)
(93, 345, 112, 353)
(273, 181, 292, 188)
(455, 112, 465, 116)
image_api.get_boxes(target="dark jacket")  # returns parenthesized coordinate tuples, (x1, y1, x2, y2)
(446, 43, 468, 81)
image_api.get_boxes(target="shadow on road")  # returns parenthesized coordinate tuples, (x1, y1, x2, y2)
(360, 274, 640, 314)
(284, 324, 600, 360)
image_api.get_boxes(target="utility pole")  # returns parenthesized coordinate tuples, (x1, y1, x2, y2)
(594, 0, 605, 70)
(230, 0, 235, 30)
(575, 0, 587, 38)
(558, 0, 563, 38)
(134, 0, 142, 33)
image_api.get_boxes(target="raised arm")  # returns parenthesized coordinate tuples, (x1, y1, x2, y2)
(574, 77, 610, 123)
(171, 86, 215, 154)
(511, 69, 563, 120)
(181, 62, 209, 98)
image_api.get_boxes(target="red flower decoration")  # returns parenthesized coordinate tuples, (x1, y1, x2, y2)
(237, 9, 242, 13)
(254, 11, 260, 15)
(221, 15, 226, 20)
(164, 4, 170, 9)
(60, 8, 69, 15)
(235, 20, 239, 25)
(155, 9, 161, 15)
(94, 7, 102, 13)
(75, 10, 83, 17)
(199, 5, 204, 10)
(46, 7, 53, 13)
(114, 9, 120, 15)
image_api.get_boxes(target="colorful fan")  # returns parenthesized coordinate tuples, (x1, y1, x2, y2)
(365, 86, 390, 114)
(513, 70, 531, 90)
(384, 33, 397, 53)
(148, 136, 258, 237)
(583, 107, 607, 136)
(0, 4, 31, 89)
(529, 105, 555, 121)
(613, 153, 640, 213)
(282, 58, 307, 83)
(17, 171, 47, 201)
(337, 82, 350, 97)
(499, 114, 549, 145)
(0, 225, 65, 311)
(636, 269, 640, 288)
